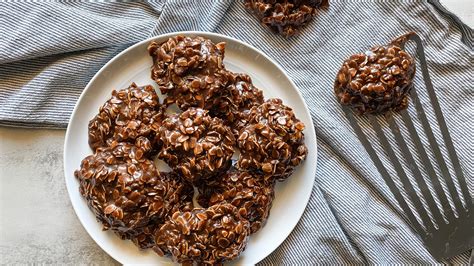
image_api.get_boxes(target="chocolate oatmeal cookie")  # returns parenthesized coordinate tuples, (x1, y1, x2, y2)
(198, 168, 275, 233)
(158, 108, 235, 184)
(74, 140, 193, 249)
(155, 203, 250, 264)
(334, 33, 416, 115)
(88, 83, 165, 153)
(237, 98, 307, 181)
(244, 0, 329, 37)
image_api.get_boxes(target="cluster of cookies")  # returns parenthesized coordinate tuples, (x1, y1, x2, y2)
(75, 35, 308, 265)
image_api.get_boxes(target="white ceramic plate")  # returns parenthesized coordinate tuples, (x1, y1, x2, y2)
(64, 31, 317, 265)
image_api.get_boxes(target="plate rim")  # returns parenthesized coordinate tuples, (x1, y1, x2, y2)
(63, 30, 318, 265)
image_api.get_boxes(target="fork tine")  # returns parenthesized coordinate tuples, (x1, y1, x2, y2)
(389, 111, 444, 225)
(369, 115, 433, 230)
(400, 108, 453, 221)
(343, 107, 424, 235)
(407, 34, 470, 212)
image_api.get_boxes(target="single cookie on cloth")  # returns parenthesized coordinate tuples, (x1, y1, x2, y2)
(334, 33, 416, 115)
(88, 83, 165, 152)
(237, 98, 308, 181)
(158, 108, 235, 184)
(244, 0, 329, 37)
(74, 139, 194, 249)
(155, 203, 250, 265)
(198, 168, 275, 233)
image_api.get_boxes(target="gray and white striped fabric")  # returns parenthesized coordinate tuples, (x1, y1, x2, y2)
(1, 1, 472, 264)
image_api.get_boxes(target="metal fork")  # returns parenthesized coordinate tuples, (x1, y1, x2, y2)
(342, 33, 473, 261)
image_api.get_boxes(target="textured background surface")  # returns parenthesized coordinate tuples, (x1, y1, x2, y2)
(0, 1, 471, 264)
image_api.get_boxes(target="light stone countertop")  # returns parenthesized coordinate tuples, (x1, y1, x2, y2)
(0, 1, 472, 264)
(0, 129, 118, 265)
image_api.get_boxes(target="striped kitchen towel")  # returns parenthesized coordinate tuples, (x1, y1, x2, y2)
(0, 0, 472, 264)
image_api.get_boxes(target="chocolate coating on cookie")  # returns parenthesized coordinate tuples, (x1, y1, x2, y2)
(148, 35, 226, 108)
(244, 0, 329, 37)
(74, 140, 193, 249)
(148, 36, 263, 128)
(88, 83, 164, 152)
(334, 33, 416, 115)
(198, 168, 275, 233)
(209, 72, 264, 136)
(148, 35, 225, 81)
(237, 98, 307, 181)
(155, 203, 250, 265)
(158, 108, 235, 184)
(131, 171, 195, 249)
